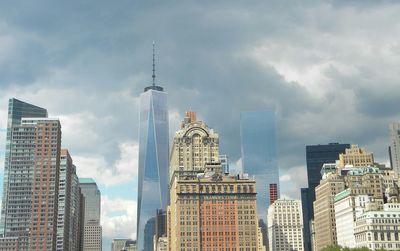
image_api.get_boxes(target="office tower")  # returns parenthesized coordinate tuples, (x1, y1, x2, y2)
(389, 123, 400, 174)
(112, 238, 129, 251)
(337, 144, 374, 168)
(80, 178, 102, 251)
(169, 111, 219, 179)
(354, 203, 400, 250)
(267, 199, 304, 251)
(137, 45, 169, 251)
(240, 111, 279, 224)
(79, 192, 86, 251)
(303, 143, 349, 251)
(300, 188, 311, 251)
(313, 172, 345, 251)
(0, 98, 48, 239)
(167, 165, 262, 250)
(56, 149, 73, 251)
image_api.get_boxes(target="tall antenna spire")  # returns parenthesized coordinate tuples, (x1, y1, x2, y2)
(152, 41, 156, 87)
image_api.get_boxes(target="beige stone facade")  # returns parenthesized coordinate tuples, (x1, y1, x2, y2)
(344, 166, 384, 202)
(313, 173, 345, 251)
(337, 144, 374, 168)
(169, 111, 219, 180)
(168, 170, 260, 251)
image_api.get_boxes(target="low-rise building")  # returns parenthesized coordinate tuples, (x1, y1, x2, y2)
(354, 203, 400, 250)
(334, 189, 375, 248)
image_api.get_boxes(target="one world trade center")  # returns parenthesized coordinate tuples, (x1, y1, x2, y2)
(136, 44, 169, 251)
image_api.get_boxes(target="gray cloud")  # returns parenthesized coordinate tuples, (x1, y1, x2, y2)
(1, 0, 398, 174)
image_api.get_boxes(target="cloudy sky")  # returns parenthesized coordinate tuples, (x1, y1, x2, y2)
(0, 1, 400, 249)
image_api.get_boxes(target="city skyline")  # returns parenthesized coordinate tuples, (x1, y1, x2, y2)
(1, 1, 400, 249)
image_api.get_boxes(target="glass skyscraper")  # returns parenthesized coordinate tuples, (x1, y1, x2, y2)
(240, 111, 279, 223)
(0, 98, 48, 237)
(136, 81, 169, 251)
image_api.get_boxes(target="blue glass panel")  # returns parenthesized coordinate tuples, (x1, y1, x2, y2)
(136, 90, 169, 251)
(240, 111, 279, 224)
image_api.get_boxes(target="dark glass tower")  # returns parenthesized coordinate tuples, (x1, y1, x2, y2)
(0, 98, 48, 236)
(302, 143, 350, 251)
(136, 44, 169, 251)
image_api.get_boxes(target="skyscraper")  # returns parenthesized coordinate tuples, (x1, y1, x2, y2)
(56, 149, 73, 251)
(0, 99, 64, 251)
(240, 111, 279, 223)
(389, 123, 400, 174)
(313, 172, 345, 251)
(302, 143, 349, 251)
(169, 111, 219, 179)
(70, 165, 83, 251)
(137, 44, 169, 251)
(80, 178, 102, 251)
(0, 98, 48, 238)
(28, 118, 62, 250)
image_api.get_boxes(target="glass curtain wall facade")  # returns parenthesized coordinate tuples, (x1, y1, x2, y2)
(240, 111, 279, 223)
(137, 86, 169, 251)
(0, 98, 47, 237)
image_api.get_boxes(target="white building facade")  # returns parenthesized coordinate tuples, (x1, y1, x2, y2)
(354, 203, 400, 250)
(334, 189, 374, 248)
(268, 199, 304, 251)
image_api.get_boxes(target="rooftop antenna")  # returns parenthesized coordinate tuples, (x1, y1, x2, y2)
(152, 41, 156, 87)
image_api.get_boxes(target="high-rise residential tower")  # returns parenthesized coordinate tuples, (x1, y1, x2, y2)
(70, 165, 83, 251)
(137, 44, 169, 251)
(27, 118, 62, 251)
(389, 123, 400, 174)
(0, 99, 63, 251)
(302, 143, 349, 251)
(56, 149, 73, 251)
(240, 111, 279, 223)
(80, 178, 102, 251)
(0, 98, 48, 239)
(169, 111, 219, 179)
